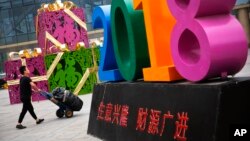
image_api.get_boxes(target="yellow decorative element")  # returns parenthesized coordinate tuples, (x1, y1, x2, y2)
(32, 48, 42, 57)
(76, 42, 85, 50)
(95, 71, 100, 83)
(46, 52, 64, 79)
(31, 75, 48, 82)
(91, 46, 98, 68)
(21, 58, 26, 66)
(19, 50, 32, 59)
(59, 44, 70, 52)
(45, 31, 70, 53)
(55, 0, 64, 9)
(35, 16, 39, 38)
(9, 48, 42, 60)
(73, 66, 99, 95)
(7, 75, 47, 86)
(45, 31, 62, 47)
(90, 39, 103, 47)
(63, 1, 76, 9)
(37, 0, 77, 14)
(6, 52, 64, 86)
(90, 42, 97, 48)
(43, 4, 49, 11)
(64, 9, 87, 30)
(48, 44, 70, 53)
(8, 52, 19, 60)
(48, 3, 58, 11)
(7, 46, 99, 96)
(3, 83, 8, 89)
(37, 3, 45, 14)
(73, 46, 99, 95)
(73, 68, 90, 95)
(7, 80, 18, 86)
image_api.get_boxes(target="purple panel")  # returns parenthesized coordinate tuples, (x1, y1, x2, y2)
(171, 15, 248, 81)
(8, 85, 21, 104)
(37, 8, 89, 54)
(167, 0, 236, 19)
(4, 60, 22, 81)
(8, 81, 48, 104)
(26, 56, 46, 77)
(5, 57, 48, 104)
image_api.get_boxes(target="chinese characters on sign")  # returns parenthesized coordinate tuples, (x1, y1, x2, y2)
(136, 108, 188, 141)
(97, 101, 189, 141)
(97, 101, 129, 127)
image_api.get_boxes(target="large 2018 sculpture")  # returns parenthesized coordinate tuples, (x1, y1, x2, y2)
(111, 0, 150, 81)
(94, 0, 248, 82)
(92, 6, 123, 81)
(168, 0, 248, 81)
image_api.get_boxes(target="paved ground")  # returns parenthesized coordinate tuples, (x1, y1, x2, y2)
(0, 50, 249, 141)
(0, 92, 101, 141)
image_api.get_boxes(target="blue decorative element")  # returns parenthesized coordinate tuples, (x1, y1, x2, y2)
(92, 5, 123, 81)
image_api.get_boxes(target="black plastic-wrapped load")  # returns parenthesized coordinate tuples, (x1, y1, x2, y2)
(64, 90, 83, 111)
(51, 87, 66, 102)
(52, 87, 83, 111)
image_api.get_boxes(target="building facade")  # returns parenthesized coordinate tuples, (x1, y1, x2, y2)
(0, 0, 111, 72)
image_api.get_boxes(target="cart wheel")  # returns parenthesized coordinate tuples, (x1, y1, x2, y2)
(65, 109, 73, 118)
(56, 109, 64, 118)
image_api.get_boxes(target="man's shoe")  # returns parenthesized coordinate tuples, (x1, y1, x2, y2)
(16, 124, 26, 129)
(36, 119, 44, 124)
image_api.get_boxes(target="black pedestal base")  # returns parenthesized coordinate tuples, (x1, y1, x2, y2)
(88, 78, 250, 141)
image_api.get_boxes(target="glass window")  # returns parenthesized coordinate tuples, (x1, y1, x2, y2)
(0, 22, 5, 38)
(1, 10, 15, 37)
(28, 33, 35, 40)
(5, 36, 17, 44)
(11, 0, 23, 7)
(84, 4, 92, 24)
(1, 9, 10, 19)
(17, 34, 28, 43)
(15, 19, 28, 35)
(12, 7, 22, 21)
(0, 27, 4, 38)
(0, 38, 6, 45)
(0, 0, 10, 2)
(3, 18, 15, 37)
(93, 0, 103, 6)
(71, 0, 80, 6)
(26, 14, 35, 33)
(13, 6, 33, 35)
(23, 0, 34, 5)
(0, 52, 7, 73)
(0, 1, 11, 9)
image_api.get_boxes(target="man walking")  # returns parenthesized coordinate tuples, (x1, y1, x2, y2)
(16, 66, 44, 129)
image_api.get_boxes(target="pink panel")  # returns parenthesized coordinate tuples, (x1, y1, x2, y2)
(4, 60, 22, 81)
(5, 57, 48, 104)
(171, 15, 248, 81)
(167, 0, 236, 19)
(26, 56, 46, 77)
(8, 81, 48, 105)
(37, 8, 89, 54)
(8, 85, 21, 104)
(167, 0, 248, 82)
